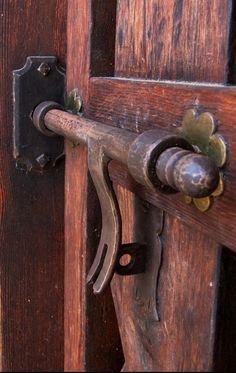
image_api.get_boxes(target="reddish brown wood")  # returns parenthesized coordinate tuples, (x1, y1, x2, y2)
(153, 217, 221, 372)
(65, 1, 90, 368)
(94, 1, 236, 371)
(88, 77, 236, 251)
(0, 0, 66, 371)
(115, 0, 232, 82)
(112, 206, 221, 371)
(111, 187, 136, 372)
(65, 1, 122, 371)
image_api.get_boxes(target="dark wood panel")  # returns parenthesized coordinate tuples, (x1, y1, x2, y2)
(115, 0, 232, 82)
(91, 0, 117, 76)
(0, 0, 66, 371)
(65, 1, 123, 371)
(89, 77, 236, 251)
(214, 247, 236, 372)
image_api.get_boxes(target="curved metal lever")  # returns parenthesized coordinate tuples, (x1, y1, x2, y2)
(86, 140, 121, 294)
(32, 102, 223, 294)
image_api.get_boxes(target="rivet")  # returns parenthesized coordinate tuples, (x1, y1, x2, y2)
(37, 62, 51, 76)
(36, 154, 50, 168)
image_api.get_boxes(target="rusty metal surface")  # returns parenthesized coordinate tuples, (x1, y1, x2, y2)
(33, 102, 220, 197)
(32, 102, 221, 293)
(13, 57, 65, 172)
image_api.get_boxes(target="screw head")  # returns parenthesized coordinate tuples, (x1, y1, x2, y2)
(37, 62, 51, 76)
(36, 154, 51, 168)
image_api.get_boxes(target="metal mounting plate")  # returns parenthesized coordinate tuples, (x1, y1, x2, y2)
(13, 56, 65, 172)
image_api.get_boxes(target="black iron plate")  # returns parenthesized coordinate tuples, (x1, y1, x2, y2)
(13, 56, 65, 172)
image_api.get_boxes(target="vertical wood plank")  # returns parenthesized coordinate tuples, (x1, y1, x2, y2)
(65, 1, 122, 371)
(112, 0, 234, 371)
(113, 213, 221, 371)
(65, 0, 90, 369)
(155, 217, 221, 372)
(90, 0, 117, 77)
(116, 0, 232, 82)
(0, 0, 66, 371)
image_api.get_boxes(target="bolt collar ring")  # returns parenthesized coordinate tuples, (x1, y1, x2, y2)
(33, 101, 64, 137)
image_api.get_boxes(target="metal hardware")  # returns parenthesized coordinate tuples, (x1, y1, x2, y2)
(66, 88, 83, 115)
(178, 109, 227, 211)
(37, 62, 51, 76)
(133, 202, 164, 324)
(13, 56, 65, 172)
(115, 243, 146, 276)
(31, 101, 220, 294)
(13, 57, 223, 293)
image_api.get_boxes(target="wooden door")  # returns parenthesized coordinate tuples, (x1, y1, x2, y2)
(65, 1, 236, 372)
(1, 1, 236, 372)
(0, 1, 67, 371)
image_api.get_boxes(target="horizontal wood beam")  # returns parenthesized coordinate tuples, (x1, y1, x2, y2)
(86, 77, 236, 251)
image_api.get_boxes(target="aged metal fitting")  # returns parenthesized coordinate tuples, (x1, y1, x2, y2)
(13, 56, 227, 296)
(32, 101, 219, 199)
(31, 100, 222, 294)
(13, 56, 65, 172)
(35, 153, 51, 168)
(178, 109, 227, 211)
(155, 147, 219, 198)
(66, 88, 83, 115)
(37, 62, 51, 76)
(127, 129, 193, 193)
(33, 101, 64, 137)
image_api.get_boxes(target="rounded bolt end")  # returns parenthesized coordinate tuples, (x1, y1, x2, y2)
(156, 147, 220, 198)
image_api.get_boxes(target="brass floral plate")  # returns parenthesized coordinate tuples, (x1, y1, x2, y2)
(178, 109, 226, 212)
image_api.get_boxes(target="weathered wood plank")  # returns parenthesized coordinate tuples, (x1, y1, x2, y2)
(0, 0, 66, 371)
(105, 1, 235, 371)
(65, 1, 122, 371)
(115, 0, 232, 82)
(112, 201, 221, 371)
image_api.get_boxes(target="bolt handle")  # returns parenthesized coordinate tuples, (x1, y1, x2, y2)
(155, 147, 220, 198)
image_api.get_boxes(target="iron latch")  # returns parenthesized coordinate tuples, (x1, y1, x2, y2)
(13, 57, 225, 294)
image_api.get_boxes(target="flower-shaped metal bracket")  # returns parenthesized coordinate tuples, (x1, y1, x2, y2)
(177, 109, 227, 211)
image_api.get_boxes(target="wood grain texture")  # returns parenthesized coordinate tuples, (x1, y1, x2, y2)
(113, 208, 221, 371)
(88, 77, 236, 251)
(97, 1, 236, 371)
(65, 0, 90, 368)
(153, 217, 221, 372)
(0, 0, 66, 371)
(65, 1, 123, 371)
(115, 0, 232, 82)
(91, 0, 117, 76)
(110, 187, 137, 372)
